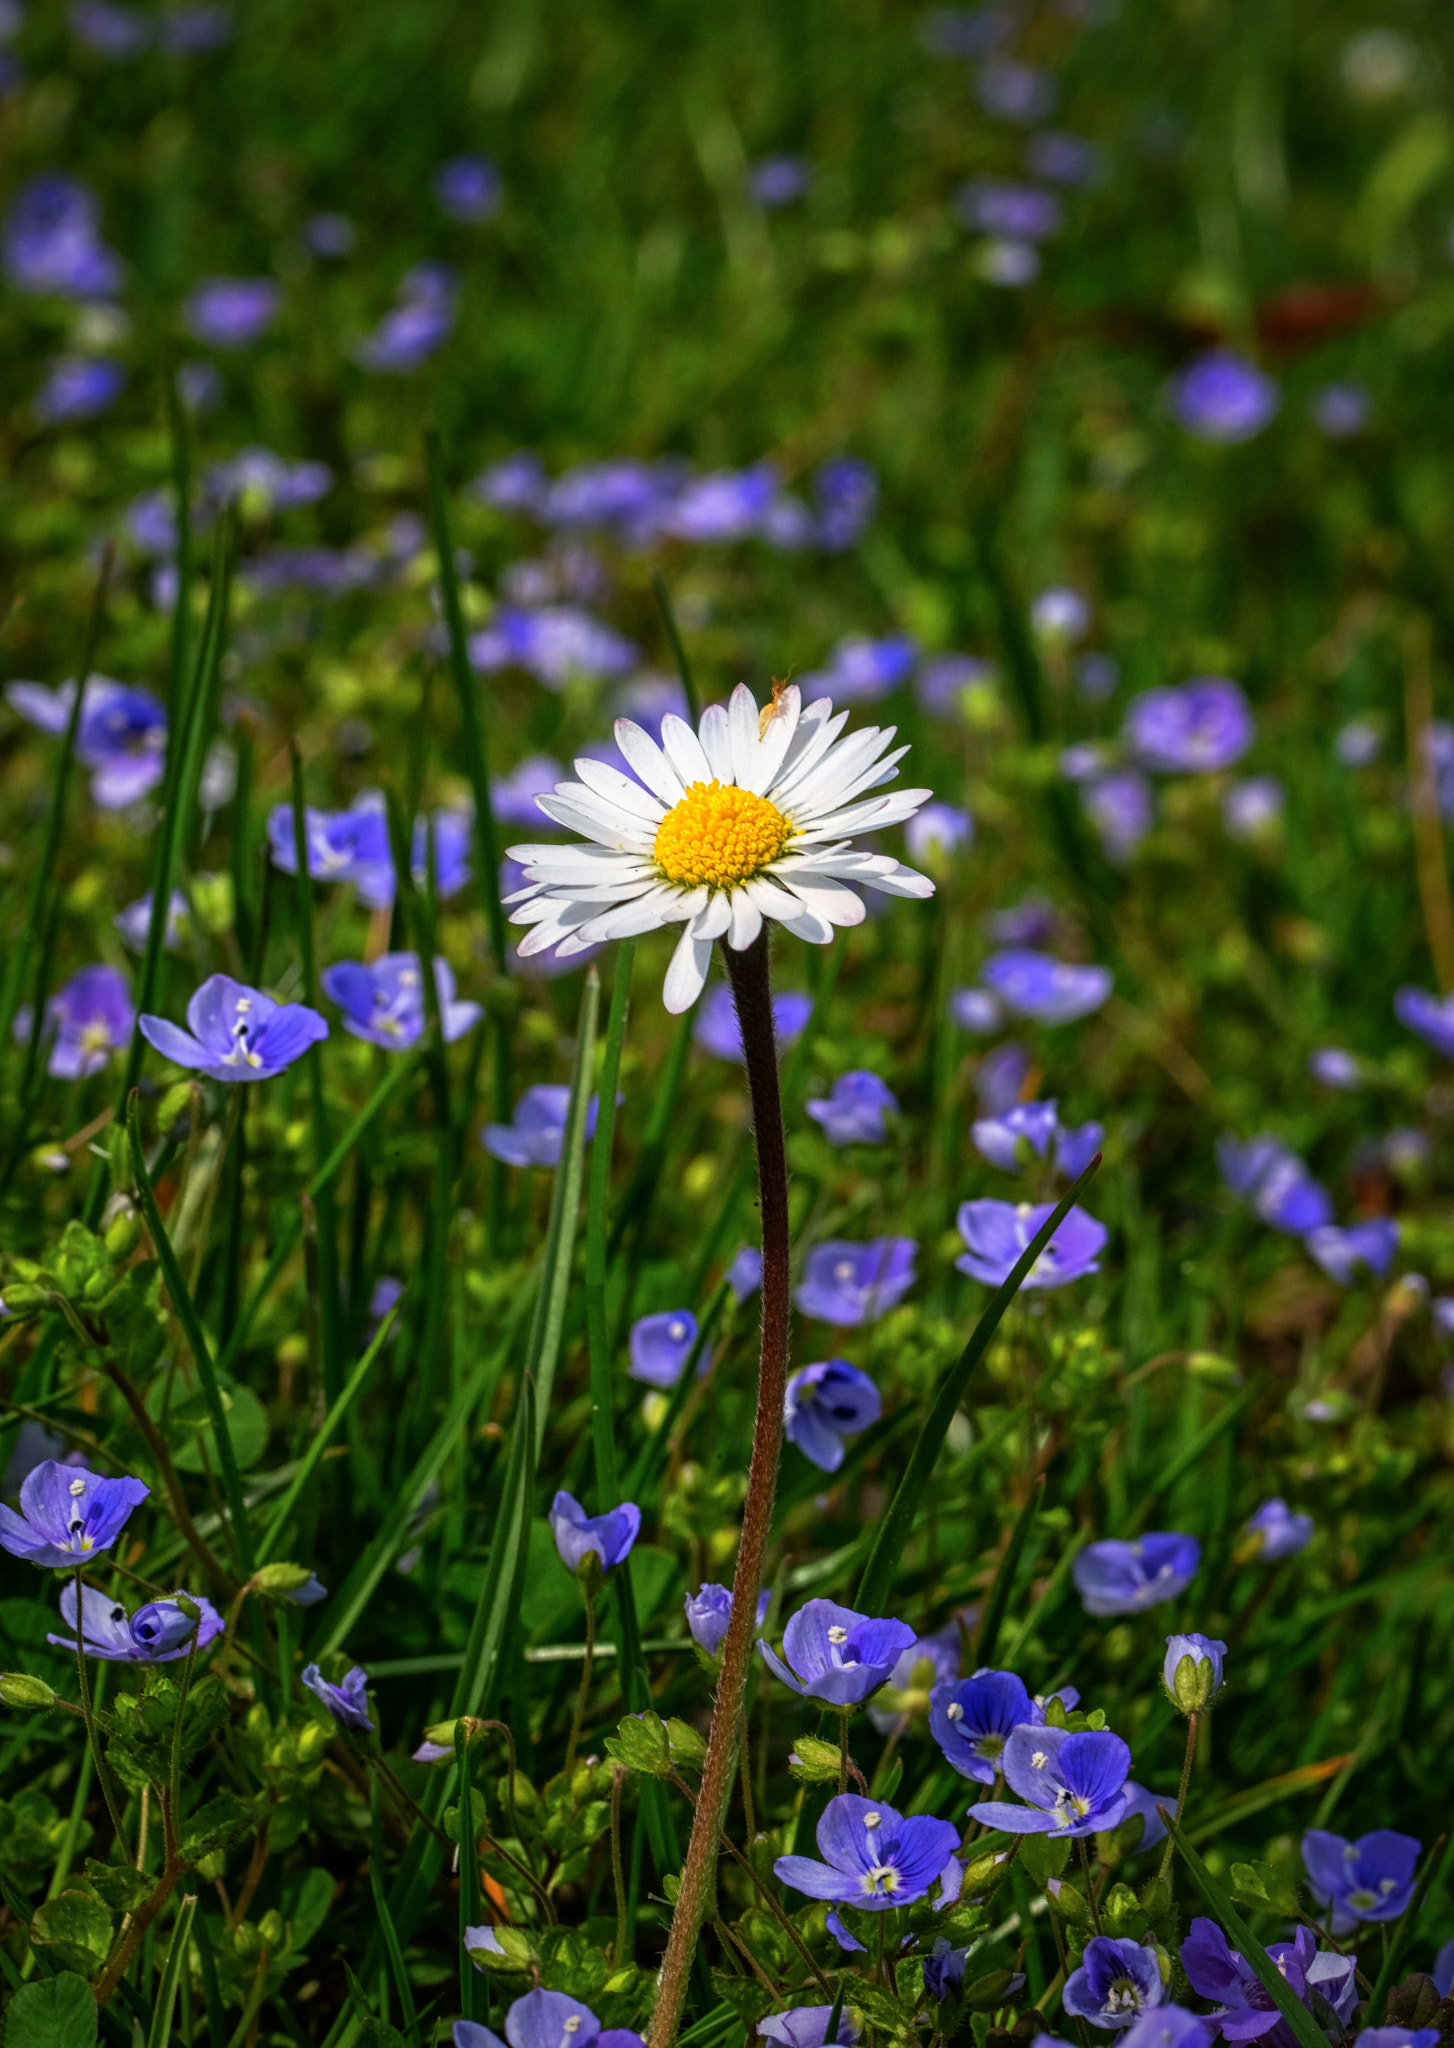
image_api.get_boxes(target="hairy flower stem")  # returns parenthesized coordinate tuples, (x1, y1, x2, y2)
(838, 1711, 851, 1795)
(610, 1767, 629, 1967)
(650, 930, 792, 2048)
(1158, 1711, 1199, 1887)
(1078, 1838, 1103, 1934)
(564, 1587, 597, 1775)
(73, 1565, 129, 1858)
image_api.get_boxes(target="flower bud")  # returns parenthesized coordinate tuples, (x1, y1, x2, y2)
(249, 1562, 315, 1599)
(296, 1722, 331, 1765)
(0, 1671, 57, 1709)
(1162, 1632, 1226, 1714)
(104, 1205, 142, 1263)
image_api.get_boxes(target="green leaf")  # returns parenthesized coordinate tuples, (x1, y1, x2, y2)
(855, 1154, 1100, 1615)
(1162, 1810, 1329, 2048)
(1, 1971, 98, 2048)
(30, 1891, 113, 1976)
(147, 1893, 197, 2048)
(1229, 1861, 1302, 1919)
(708, 1972, 772, 2029)
(604, 1711, 672, 1778)
(81, 1859, 152, 1913)
(181, 1793, 255, 1863)
(1021, 1836, 1071, 1888)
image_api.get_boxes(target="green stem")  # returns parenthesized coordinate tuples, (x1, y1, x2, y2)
(72, 1565, 129, 1857)
(837, 1713, 850, 1797)
(1158, 1711, 1199, 1887)
(1078, 1837, 1103, 1935)
(610, 1767, 629, 1968)
(564, 1588, 597, 1775)
(588, 940, 635, 1506)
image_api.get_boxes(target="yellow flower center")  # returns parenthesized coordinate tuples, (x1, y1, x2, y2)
(653, 780, 793, 890)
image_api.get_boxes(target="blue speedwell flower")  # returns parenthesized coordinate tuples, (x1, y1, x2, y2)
(1181, 1920, 1354, 2043)
(758, 1599, 915, 1707)
(868, 1624, 963, 1735)
(785, 1361, 881, 1472)
(548, 1492, 640, 1578)
(1073, 1534, 1200, 1617)
(267, 791, 470, 911)
(1216, 1135, 1332, 1235)
(1064, 1937, 1165, 2030)
(483, 1086, 602, 1168)
(23, 965, 133, 1079)
(758, 2008, 862, 2048)
(1126, 677, 1255, 773)
(35, 355, 123, 425)
(1242, 1498, 1313, 1561)
(48, 1581, 223, 1662)
(806, 1070, 897, 1145)
(628, 1309, 707, 1387)
(971, 1099, 1103, 1180)
(1305, 1220, 1399, 1286)
(1169, 352, 1279, 445)
(956, 1200, 1107, 1289)
(796, 1239, 917, 1324)
(140, 974, 328, 1082)
(4, 172, 122, 299)
(969, 1724, 1131, 1836)
(774, 1793, 960, 1911)
(726, 1245, 763, 1301)
(1118, 2010, 1212, 2048)
(693, 983, 812, 1060)
(301, 1663, 374, 1732)
(1395, 986, 1454, 1059)
(1302, 1829, 1420, 1933)
(684, 1584, 770, 1658)
(930, 1668, 1049, 1785)
(321, 953, 481, 1050)
(435, 155, 501, 223)
(454, 1986, 646, 2048)
(0, 1460, 149, 1567)
(980, 949, 1112, 1025)
(185, 276, 280, 348)
(115, 888, 188, 956)
(7, 676, 167, 808)
(1162, 1634, 1226, 1713)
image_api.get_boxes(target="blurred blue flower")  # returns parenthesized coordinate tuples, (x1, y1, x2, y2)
(972, 1099, 1059, 1168)
(797, 1238, 917, 1324)
(1126, 677, 1254, 772)
(301, 1663, 373, 1732)
(1304, 1219, 1398, 1286)
(69, 0, 148, 54)
(785, 1361, 881, 1472)
(1395, 985, 1454, 1058)
(975, 1042, 1032, 1111)
(807, 1070, 898, 1144)
(800, 633, 917, 706)
(868, 1622, 962, 1734)
(468, 604, 638, 687)
(956, 179, 1062, 241)
(969, 1724, 1131, 1836)
(0, 1460, 149, 1568)
(186, 276, 280, 348)
(1170, 351, 1279, 443)
(917, 653, 993, 716)
(952, 987, 1005, 1035)
(975, 239, 1040, 287)
(1223, 776, 1284, 842)
(1336, 719, 1382, 766)
(1026, 132, 1104, 186)
(1216, 1135, 1332, 1234)
(1312, 383, 1370, 439)
(1162, 1632, 1226, 1713)
(694, 983, 812, 1060)
(1435, 1942, 1454, 1997)
(355, 264, 457, 372)
(758, 2008, 861, 2048)
(435, 156, 502, 222)
(976, 57, 1056, 122)
(812, 455, 878, 549)
(1073, 1534, 1200, 1617)
(685, 1583, 770, 1657)
(493, 755, 566, 826)
(667, 464, 779, 542)
(321, 953, 481, 1050)
(930, 1669, 1047, 1784)
(981, 949, 1112, 1024)
(548, 1491, 640, 1578)
(1118, 2008, 1209, 2048)
(1353, 2032, 1438, 2048)
(628, 1309, 706, 1387)
(1303, 1829, 1420, 1933)
(775, 1793, 960, 1909)
(48, 1581, 223, 1662)
(140, 973, 328, 1082)
(1032, 587, 1089, 640)
(303, 212, 354, 258)
(905, 802, 972, 864)
(26, 965, 133, 1079)
(1242, 1498, 1313, 1560)
(35, 355, 123, 424)
(750, 155, 812, 207)
(266, 792, 468, 910)
(726, 1245, 763, 1301)
(924, 1939, 974, 2000)
(921, 8, 1013, 59)
(160, 7, 232, 52)
(758, 1598, 915, 1706)
(453, 1989, 646, 2048)
(7, 676, 168, 808)
(177, 359, 221, 410)
(483, 1086, 601, 1168)
(1309, 1048, 1360, 1089)
(956, 1199, 1106, 1288)
(1064, 1937, 1164, 2030)
(207, 446, 333, 512)
(4, 173, 122, 299)
(1078, 653, 1120, 701)
(284, 1572, 329, 1606)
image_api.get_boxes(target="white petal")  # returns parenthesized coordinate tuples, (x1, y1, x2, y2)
(860, 860, 935, 899)
(727, 683, 761, 788)
(546, 877, 662, 905)
(815, 747, 914, 815)
(748, 683, 801, 794)
(535, 793, 655, 853)
(509, 896, 570, 926)
(769, 705, 854, 804)
(615, 719, 687, 807)
(518, 904, 598, 954)
(778, 874, 866, 928)
(689, 892, 733, 942)
(573, 756, 668, 824)
(744, 874, 812, 922)
(572, 886, 685, 942)
(507, 841, 630, 867)
(727, 890, 762, 951)
(783, 728, 899, 818)
(699, 703, 734, 782)
(512, 851, 655, 886)
(775, 903, 834, 944)
(663, 925, 714, 1013)
(779, 846, 891, 877)
(794, 791, 928, 841)
(660, 713, 713, 788)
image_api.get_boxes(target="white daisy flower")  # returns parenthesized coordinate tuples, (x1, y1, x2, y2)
(504, 682, 937, 1012)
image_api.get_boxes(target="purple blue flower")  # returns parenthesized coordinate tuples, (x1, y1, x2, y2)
(1083, 770, 1154, 863)
(757, 2009, 862, 2048)
(185, 276, 280, 348)
(955, 1200, 1107, 1288)
(981, 949, 1112, 1024)
(1026, 132, 1104, 186)
(1170, 352, 1279, 444)
(905, 803, 973, 865)
(321, 953, 480, 1051)
(35, 356, 124, 424)
(693, 983, 812, 1060)
(1222, 777, 1284, 842)
(628, 1309, 706, 1388)
(1032, 587, 1090, 640)
(4, 173, 122, 299)
(303, 213, 354, 259)
(548, 1491, 640, 1578)
(1162, 1633, 1226, 1713)
(1216, 1136, 1332, 1234)
(1304, 1220, 1399, 1286)
(1117, 1782, 1174, 1854)
(685, 1583, 770, 1657)
(453, 1989, 647, 2048)
(666, 464, 779, 543)
(917, 654, 992, 716)
(1118, 2010, 1209, 2048)
(956, 179, 1062, 241)
(1312, 383, 1371, 439)
(6, 676, 168, 808)
(775, 1792, 960, 1911)
(1395, 986, 1454, 1058)
(482, 1086, 601, 1168)
(207, 446, 333, 512)
(1126, 678, 1254, 773)
(114, 889, 188, 955)
(23, 966, 133, 1079)
(140, 973, 328, 1082)
(69, 1, 148, 56)
(1302, 1829, 1420, 1932)
(784, 1361, 881, 1472)
(48, 1581, 223, 1662)
(1309, 1048, 1360, 1090)
(355, 264, 457, 372)
(435, 156, 501, 223)
(1352, 2033, 1438, 2048)
(800, 634, 917, 706)
(1073, 1534, 1200, 1617)
(301, 1663, 373, 1732)
(930, 1668, 1046, 1784)
(976, 57, 1056, 123)
(796, 1239, 917, 1325)
(806, 1071, 898, 1145)
(750, 156, 812, 207)
(757, 1599, 916, 1707)
(952, 988, 1004, 1034)
(726, 1245, 763, 1302)
(468, 605, 637, 688)
(1063, 1937, 1165, 2030)
(493, 756, 567, 826)
(1181, 1919, 1354, 2045)
(969, 1724, 1132, 1837)
(867, 1624, 962, 1735)
(0, 1461, 149, 1568)
(1242, 1498, 1313, 1561)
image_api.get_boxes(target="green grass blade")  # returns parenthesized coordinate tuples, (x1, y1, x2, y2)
(523, 965, 599, 1450)
(855, 1154, 1101, 1615)
(145, 1890, 197, 2048)
(454, 1725, 483, 2023)
(973, 1474, 1046, 1667)
(289, 745, 345, 1406)
(1185, 1754, 1356, 1846)
(191, 1904, 228, 2048)
(164, 369, 193, 725)
(1161, 1810, 1329, 2048)
(255, 1302, 401, 1565)
(588, 940, 634, 1506)
(1115, 1390, 1254, 1537)
(128, 1090, 255, 1576)
(370, 1778, 419, 2034)
(450, 1374, 536, 1718)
